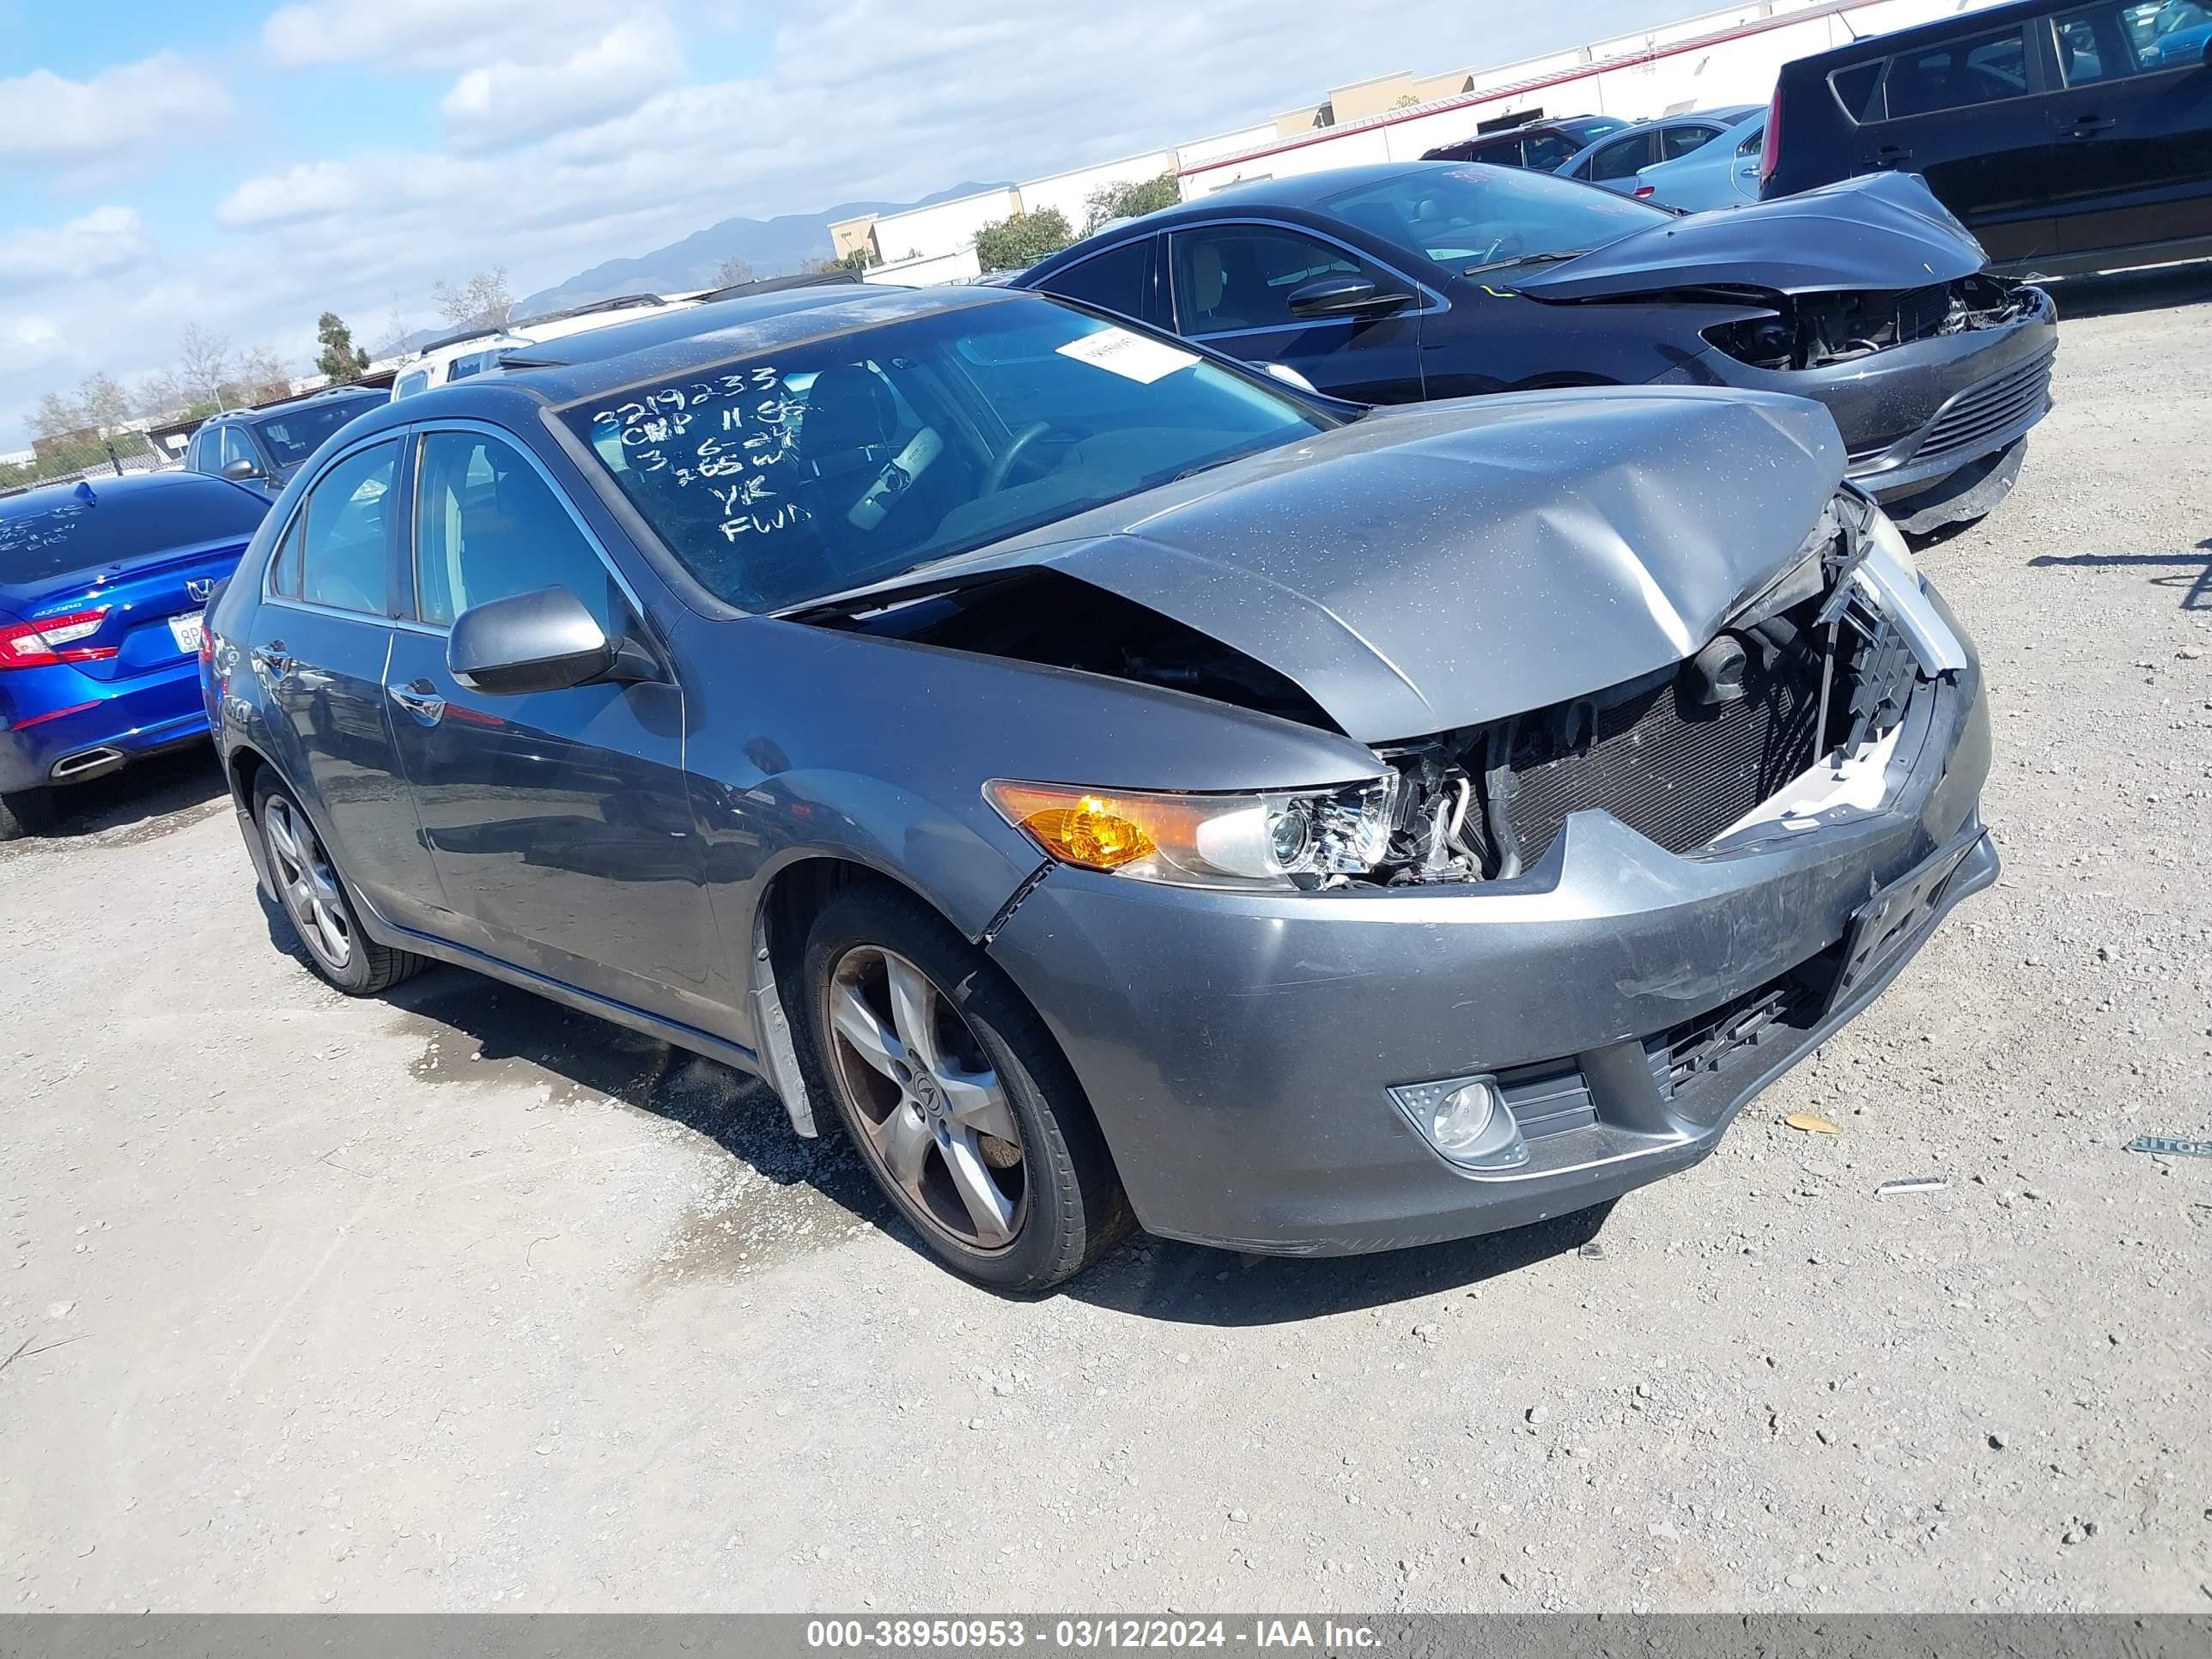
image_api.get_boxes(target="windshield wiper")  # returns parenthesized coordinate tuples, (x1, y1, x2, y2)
(1462, 248, 1589, 277)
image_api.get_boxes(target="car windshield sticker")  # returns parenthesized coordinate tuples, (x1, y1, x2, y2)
(1054, 327, 1200, 385)
(585, 367, 812, 544)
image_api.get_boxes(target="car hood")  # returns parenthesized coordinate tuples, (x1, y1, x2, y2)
(816, 387, 1846, 744)
(1509, 170, 1988, 299)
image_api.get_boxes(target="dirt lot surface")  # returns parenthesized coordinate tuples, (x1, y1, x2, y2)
(3, 266, 2209, 1615)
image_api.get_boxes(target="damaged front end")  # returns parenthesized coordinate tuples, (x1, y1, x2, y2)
(1369, 490, 1930, 887)
(1699, 274, 2041, 373)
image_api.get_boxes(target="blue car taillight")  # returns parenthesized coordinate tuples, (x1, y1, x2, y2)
(0, 608, 116, 671)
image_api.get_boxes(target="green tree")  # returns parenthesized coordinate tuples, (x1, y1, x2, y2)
(1081, 171, 1182, 234)
(316, 312, 371, 383)
(836, 246, 877, 273)
(973, 206, 1074, 273)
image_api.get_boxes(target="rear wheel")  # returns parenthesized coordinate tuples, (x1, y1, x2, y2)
(0, 789, 54, 842)
(255, 777, 423, 995)
(799, 879, 1131, 1291)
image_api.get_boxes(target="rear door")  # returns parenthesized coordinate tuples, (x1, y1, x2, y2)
(2042, 0, 2212, 255)
(1857, 19, 2059, 263)
(253, 435, 445, 929)
(1165, 219, 1425, 403)
(1570, 131, 1661, 190)
(381, 423, 714, 1019)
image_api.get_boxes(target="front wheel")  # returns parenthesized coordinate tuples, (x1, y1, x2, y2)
(799, 880, 1131, 1291)
(255, 777, 423, 995)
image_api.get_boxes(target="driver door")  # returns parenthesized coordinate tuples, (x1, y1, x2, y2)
(380, 424, 718, 1022)
(1165, 222, 1425, 404)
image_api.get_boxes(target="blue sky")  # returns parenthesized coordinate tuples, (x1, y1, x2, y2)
(1, 0, 1668, 447)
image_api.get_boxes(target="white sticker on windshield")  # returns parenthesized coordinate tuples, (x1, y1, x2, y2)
(1054, 327, 1199, 384)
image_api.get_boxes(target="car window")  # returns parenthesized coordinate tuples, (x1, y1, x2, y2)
(413, 430, 617, 629)
(1321, 163, 1668, 269)
(1661, 124, 1721, 161)
(1829, 60, 1885, 120)
(185, 429, 213, 473)
(1037, 239, 1151, 320)
(1518, 131, 1581, 170)
(2053, 2, 2168, 80)
(1588, 133, 1654, 182)
(254, 399, 373, 468)
(1880, 26, 2031, 118)
(445, 349, 503, 384)
(219, 427, 258, 473)
(1169, 224, 1389, 334)
(1735, 122, 1767, 159)
(0, 481, 266, 586)
(268, 513, 303, 599)
(566, 301, 1328, 613)
(295, 441, 395, 615)
(392, 369, 431, 400)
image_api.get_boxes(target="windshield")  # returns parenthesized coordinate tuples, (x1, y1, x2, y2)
(1322, 163, 1668, 271)
(565, 298, 1328, 612)
(254, 398, 375, 466)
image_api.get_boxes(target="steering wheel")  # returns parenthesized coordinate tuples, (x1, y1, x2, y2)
(982, 422, 1058, 495)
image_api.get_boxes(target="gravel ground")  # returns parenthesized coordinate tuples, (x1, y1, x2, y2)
(2, 265, 2208, 1615)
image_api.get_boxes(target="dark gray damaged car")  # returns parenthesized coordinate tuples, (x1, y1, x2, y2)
(204, 284, 1995, 1290)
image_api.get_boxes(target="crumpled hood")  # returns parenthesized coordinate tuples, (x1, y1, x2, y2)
(920, 387, 1846, 744)
(1510, 171, 1989, 301)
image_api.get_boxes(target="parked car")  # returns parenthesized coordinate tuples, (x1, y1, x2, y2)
(1608, 111, 1772, 210)
(391, 295, 687, 400)
(1554, 106, 1764, 198)
(1760, 0, 2212, 276)
(184, 386, 388, 498)
(1015, 161, 2057, 535)
(1421, 113, 1630, 171)
(1, 471, 270, 838)
(202, 284, 1994, 1289)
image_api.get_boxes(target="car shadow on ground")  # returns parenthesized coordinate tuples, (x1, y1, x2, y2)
(2039, 262, 2212, 321)
(2, 747, 231, 850)
(369, 959, 1613, 1319)
(2028, 538, 2212, 611)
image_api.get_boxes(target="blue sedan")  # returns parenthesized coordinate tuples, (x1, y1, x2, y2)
(0, 471, 269, 837)
(1626, 110, 1771, 212)
(1554, 106, 1764, 204)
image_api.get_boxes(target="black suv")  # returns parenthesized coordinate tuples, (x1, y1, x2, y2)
(1421, 113, 1628, 172)
(184, 386, 388, 500)
(1761, 0, 2212, 276)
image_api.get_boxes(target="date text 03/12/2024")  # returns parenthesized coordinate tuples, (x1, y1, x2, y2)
(804, 1619, 1382, 1650)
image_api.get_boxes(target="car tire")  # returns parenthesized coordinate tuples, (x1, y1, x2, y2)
(254, 775, 425, 996)
(0, 789, 54, 842)
(798, 878, 1133, 1291)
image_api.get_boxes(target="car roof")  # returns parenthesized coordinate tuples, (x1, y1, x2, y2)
(209, 385, 385, 425)
(1786, 0, 2047, 68)
(335, 283, 1025, 425)
(1128, 161, 1456, 217)
(1, 469, 263, 512)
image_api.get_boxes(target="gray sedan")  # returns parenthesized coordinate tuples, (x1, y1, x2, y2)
(202, 284, 1995, 1290)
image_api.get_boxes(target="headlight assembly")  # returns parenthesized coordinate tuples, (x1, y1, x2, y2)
(984, 776, 1400, 890)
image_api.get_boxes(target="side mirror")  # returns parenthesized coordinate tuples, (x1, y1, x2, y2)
(220, 458, 260, 482)
(447, 585, 654, 696)
(1286, 275, 1413, 319)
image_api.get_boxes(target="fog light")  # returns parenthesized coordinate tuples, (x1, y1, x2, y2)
(1431, 1080, 1498, 1153)
(1388, 1073, 1529, 1170)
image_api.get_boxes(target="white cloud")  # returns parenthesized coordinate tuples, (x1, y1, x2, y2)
(264, 0, 615, 71)
(0, 53, 229, 166)
(217, 161, 369, 229)
(443, 15, 684, 152)
(0, 207, 150, 292)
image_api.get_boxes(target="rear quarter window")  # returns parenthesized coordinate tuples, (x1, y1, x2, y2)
(1828, 60, 1885, 120)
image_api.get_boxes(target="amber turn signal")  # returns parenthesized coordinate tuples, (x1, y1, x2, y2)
(983, 782, 1159, 871)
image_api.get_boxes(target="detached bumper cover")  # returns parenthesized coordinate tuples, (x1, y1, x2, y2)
(986, 597, 1994, 1255)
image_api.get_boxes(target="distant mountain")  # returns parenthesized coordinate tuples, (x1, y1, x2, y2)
(514, 182, 1005, 315)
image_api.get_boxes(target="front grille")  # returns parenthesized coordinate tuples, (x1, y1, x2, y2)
(1911, 343, 2056, 466)
(1498, 653, 1822, 867)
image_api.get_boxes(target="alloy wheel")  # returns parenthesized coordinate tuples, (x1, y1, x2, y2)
(264, 797, 354, 972)
(824, 945, 1027, 1253)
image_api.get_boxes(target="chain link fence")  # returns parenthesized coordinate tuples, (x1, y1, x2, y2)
(0, 428, 178, 501)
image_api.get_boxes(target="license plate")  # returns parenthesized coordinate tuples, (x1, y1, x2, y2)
(168, 611, 204, 653)
(1827, 837, 1976, 1012)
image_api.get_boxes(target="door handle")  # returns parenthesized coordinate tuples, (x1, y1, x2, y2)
(2069, 116, 2116, 137)
(1873, 144, 1913, 163)
(252, 641, 296, 679)
(387, 679, 446, 726)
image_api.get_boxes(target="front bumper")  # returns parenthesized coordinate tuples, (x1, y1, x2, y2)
(986, 599, 1994, 1255)
(1663, 288, 2057, 510)
(0, 659, 210, 795)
